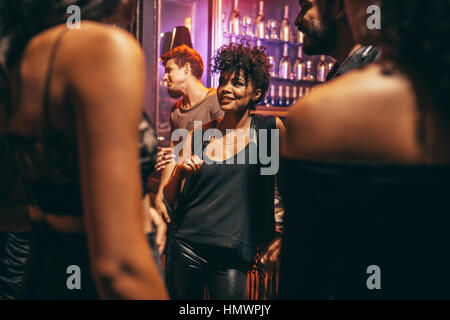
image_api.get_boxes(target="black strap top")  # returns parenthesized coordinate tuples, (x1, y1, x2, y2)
(278, 158, 450, 299)
(5, 29, 82, 216)
(4, 29, 158, 216)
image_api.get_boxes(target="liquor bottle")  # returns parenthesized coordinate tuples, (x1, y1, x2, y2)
(305, 87, 311, 95)
(269, 84, 276, 106)
(305, 58, 314, 81)
(243, 16, 254, 37)
(223, 12, 227, 33)
(228, 0, 241, 36)
(291, 86, 298, 105)
(298, 86, 304, 98)
(277, 85, 284, 106)
(279, 43, 291, 80)
(267, 19, 278, 40)
(316, 55, 328, 82)
(255, 1, 265, 39)
(293, 46, 306, 81)
(256, 39, 263, 48)
(328, 61, 334, 71)
(296, 30, 304, 45)
(263, 91, 269, 106)
(280, 5, 291, 42)
(284, 85, 291, 106)
(268, 56, 276, 77)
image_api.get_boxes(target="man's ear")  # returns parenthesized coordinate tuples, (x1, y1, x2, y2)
(252, 88, 262, 103)
(184, 62, 191, 75)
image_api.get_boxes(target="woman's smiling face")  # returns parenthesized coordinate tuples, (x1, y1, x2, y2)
(217, 70, 261, 112)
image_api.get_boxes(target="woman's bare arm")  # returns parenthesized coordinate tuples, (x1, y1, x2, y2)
(67, 25, 167, 299)
(163, 130, 203, 205)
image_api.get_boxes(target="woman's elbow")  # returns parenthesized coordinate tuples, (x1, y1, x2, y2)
(91, 257, 166, 299)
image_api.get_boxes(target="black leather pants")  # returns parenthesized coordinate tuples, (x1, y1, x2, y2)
(168, 238, 248, 300)
(0, 232, 30, 300)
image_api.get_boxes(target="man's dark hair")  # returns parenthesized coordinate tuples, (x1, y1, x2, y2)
(211, 41, 271, 105)
(160, 44, 204, 80)
(381, 0, 449, 118)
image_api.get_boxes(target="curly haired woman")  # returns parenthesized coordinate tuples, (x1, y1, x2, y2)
(164, 42, 285, 300)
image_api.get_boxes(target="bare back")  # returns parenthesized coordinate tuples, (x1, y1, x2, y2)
(282, 63, 449, 164)
(5, 21, 167, 299)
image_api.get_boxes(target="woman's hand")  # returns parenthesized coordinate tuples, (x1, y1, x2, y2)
(260, 238, 282, 273)
(154, 193, 171, 224)
(178, 155, 204, 177)
(155, 147, 175, 172)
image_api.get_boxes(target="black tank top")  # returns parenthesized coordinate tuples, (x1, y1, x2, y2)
(278, 158, 450, 299)
(174, 115, 276, 264)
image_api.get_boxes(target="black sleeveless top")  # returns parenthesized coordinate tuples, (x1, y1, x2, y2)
(4, 29, 157, 216)
(174, 115, 276, 264)
(278, 158, 450, 299)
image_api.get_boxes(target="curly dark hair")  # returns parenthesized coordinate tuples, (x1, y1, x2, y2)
(211, 41, 271, 105)
(381, 0, 450, 118)
(0, 0, 121, 70)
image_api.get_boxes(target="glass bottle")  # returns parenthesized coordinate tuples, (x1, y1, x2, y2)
(256, 39, 263, 48)
(293, 46, 306, 81)
(316, 55, 328, 82)
(255, 1, 265, 39)
(243, 16, 254, 37)
(269, 84, 276, 106)
(263, 91, 269, 106)
(284, 85, 291, 106)
(298, 86, 304, 98)
(228, 0, 241, 36)
(305, 58, 314, 81)
(291, 86, 298, 105)
(268, 56, 276, 77)
(223, 12, 227, 33)
(267, 19, 278, 40)
(296, 30, 304, 45)
(305, 87, 311, 95)
(277, 85, 284, 106)
(328, 61, 335, 72)
(279, 43, 291, 80)
(298, 86, 305, 99)
(280, 5, 291, 42)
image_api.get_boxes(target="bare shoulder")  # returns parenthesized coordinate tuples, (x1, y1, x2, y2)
(23, 22, 144, 91)
(27, 21, 142, 60)
(63, 21, 143, 67)
(283, 64, 421, 163)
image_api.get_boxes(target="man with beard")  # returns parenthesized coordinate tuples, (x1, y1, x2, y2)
(261, 0, 382, 281)
(296, 0, 380, 81)
(154, 45, 224, 224)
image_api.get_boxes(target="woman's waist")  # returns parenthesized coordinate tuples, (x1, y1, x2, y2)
(29, 206, 154, 234)
(29, 206, 85, 233)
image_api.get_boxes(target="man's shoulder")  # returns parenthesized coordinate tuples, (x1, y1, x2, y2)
(170, 100, 183, 113)
(203, 89, 222, 113)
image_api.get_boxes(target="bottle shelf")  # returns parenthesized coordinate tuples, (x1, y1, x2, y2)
(269, 76, 322, 86)
(223, 32, 301, 47)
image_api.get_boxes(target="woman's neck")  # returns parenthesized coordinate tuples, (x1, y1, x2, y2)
(219, 109, 251, 132)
